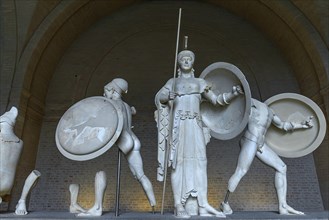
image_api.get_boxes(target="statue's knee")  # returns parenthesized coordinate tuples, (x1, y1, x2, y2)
(130, 171, 144, 183)
(236, 168, 248, 178)
(228, 169, 246, 192)
(133, 139, 141, 151)
(278, 164, 287, 174)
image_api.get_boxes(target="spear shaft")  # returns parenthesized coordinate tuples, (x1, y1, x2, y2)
(160, 8, 182, 215)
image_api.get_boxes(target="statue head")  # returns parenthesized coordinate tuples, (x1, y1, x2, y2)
(178, 50, 195, 61)
(0, 106, 18, 127)
(104, 78, 128, 99)
(177, 50, 195, 73)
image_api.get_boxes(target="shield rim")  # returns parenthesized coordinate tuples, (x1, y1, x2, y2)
(55, 96, 123, 161)
(200, 62, 251, 140)
(265, 93, 327, 158)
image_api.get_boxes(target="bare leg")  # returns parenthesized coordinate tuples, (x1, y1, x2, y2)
(15, 170, 41, 215)
(77, 171, 107, 217)
(221, 139, 257, 215)
(228, 139, 257, 192)
(69, 184, 86, 213)
(125, 134, 156, 207)
(257, 145, 304, 215)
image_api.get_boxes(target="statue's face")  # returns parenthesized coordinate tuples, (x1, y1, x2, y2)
(104, 87, 121, 100)
(178, 55, 194, 72)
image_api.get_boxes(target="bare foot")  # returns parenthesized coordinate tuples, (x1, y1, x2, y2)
(76, 205, 102, 217)
(70, 203, 86, 214)
(279, 204, 304, 215)
(15, 199, 28, 215)
(220, 202, 233, 215)
(174, 204, 190, 219)
(199, 203, 226, 218)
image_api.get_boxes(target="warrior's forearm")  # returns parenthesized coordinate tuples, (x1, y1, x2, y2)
(282, 121, 305, 131)
(217, 92, 236, 106)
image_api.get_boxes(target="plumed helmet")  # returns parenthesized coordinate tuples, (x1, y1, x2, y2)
(104, 78, 128, 94)
(0, 106, 18, 126)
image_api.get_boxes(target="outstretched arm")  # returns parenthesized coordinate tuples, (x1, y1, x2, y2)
(203, 85, 244, 106)
(272, 113, 313, 131)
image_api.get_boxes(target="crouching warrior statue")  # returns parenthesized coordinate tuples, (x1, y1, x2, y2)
(56, 78, 156, 215)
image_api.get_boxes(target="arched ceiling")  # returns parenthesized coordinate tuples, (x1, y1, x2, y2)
(14, 0, 328, 124)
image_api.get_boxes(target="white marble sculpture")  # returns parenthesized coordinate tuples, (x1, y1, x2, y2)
(103, 78, 156, 207)
(155, 49, 243, 218)
(220, 98, 313, 215)
(69, 184, 86, 214)
(0, 107, 23, 204)
(15, 170, 41, 215)
(69, 79, 156, 216)
(76, 171, 107, 217)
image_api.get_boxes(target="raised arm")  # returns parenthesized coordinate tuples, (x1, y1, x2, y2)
(272, 112, 313, 131)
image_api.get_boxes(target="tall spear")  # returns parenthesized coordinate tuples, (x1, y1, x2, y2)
(160, 8, 182, 215)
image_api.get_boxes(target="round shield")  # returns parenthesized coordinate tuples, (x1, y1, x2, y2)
(265, 93, 326, 158)
(200, 62, 251, 140)
(55, 96, 123, 161)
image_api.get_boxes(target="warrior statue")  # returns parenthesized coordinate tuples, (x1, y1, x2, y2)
(155, 49, 243, 218)
(58, 79, 156, 216)
(103, 78, 156, 208)
(220, 97, 316, 215)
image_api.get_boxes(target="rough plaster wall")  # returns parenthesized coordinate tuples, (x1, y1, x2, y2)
(292, 0, 329, 47)
(0, 0, 18, 114)
(28, 1, 323, 212)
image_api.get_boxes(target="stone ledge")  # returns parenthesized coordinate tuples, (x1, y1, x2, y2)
(0, 211, 328, 220)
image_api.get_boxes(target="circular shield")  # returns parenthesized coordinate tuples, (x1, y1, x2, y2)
(265, 93, 326, 158)
(55, 96, 123, 161)
(200, 62, 251, 140)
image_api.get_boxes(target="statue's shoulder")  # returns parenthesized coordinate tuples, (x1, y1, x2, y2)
(195, 77, 208, 90)
(163, 78, 174, 89)
(166, 78, 174, 84)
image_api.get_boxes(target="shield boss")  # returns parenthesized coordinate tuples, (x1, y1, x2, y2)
(56, 96, 123, 161)
(200, 62, 251, 140)
(265, 93, 326, 158)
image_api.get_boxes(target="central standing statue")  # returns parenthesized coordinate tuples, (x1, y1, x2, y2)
(155, 49, 243, 218)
